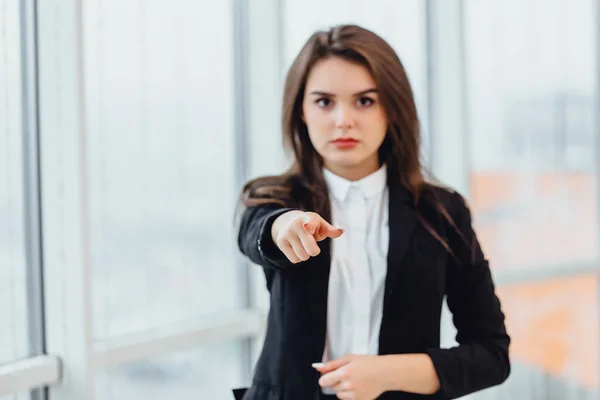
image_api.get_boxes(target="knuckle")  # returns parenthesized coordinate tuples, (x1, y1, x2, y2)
(340, 367, 350, 379)
(293, 214, 307, 225)
(281, 232, 295, 242)
(305, 211, 320, 221)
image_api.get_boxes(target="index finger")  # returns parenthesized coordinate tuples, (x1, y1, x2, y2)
(312, 219, 344, 242)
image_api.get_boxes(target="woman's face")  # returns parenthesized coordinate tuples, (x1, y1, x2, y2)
(302, 56, 388, 181)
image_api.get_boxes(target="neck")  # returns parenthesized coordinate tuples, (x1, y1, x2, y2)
(324, 158, 380, 182)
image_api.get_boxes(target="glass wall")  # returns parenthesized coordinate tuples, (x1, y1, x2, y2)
(4, 0, 248, 398)
(95, 341, 244, 400)
(465, 0, 597, 269)
(0, 0, 30, 367)
(82, 0, 243, 340)
(464, 0, 599, 398)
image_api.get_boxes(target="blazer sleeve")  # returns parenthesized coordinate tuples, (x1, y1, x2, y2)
(237, 203, 299, 270)
(426, 191, 511, 399)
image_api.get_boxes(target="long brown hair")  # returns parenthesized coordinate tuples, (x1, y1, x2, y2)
(240, 24, 464, 254)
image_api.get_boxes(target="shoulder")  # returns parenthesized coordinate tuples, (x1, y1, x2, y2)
(243, 173, 294, 193)
(241, 173, 306, 209)
(420, 183, 468, 211)
(420, 183, 472, 223)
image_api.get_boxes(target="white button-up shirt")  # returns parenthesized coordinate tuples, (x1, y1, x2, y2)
(321, 165, 389, 372)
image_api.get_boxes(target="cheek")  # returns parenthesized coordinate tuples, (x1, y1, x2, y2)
(366, 133, 386, 154)
(364, 113, 388, 147)
(304, 112, 332, 145)
(306, 129, 329, 156)
(305, 109, 332, 128)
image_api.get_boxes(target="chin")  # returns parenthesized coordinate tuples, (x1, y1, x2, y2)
(326, 153, 367, 168)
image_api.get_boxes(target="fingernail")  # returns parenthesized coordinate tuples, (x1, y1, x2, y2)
(312, 363, 324, 368)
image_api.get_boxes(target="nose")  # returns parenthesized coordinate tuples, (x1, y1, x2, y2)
(334, 105, 354, 130)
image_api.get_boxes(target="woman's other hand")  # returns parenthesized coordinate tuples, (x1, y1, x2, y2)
(315, 355, 386, 400)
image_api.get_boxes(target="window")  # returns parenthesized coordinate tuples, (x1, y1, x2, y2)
(82, 0, 244, 339)
(464, 0, 600, 397)
(0, 0, 30, 366)
(465, 0, 597, 269)
(95, 340, 244, 400)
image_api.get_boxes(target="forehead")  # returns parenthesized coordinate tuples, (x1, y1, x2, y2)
(305, 56, 376, 94)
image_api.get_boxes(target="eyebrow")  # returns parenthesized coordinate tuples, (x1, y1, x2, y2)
(308, 88, 378, 97)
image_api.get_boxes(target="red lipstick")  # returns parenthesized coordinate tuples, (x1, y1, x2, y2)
(332, 138, 359, 149)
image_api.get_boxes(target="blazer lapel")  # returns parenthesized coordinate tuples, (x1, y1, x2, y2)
(384, 184, 418, 305)
(307, 237, 331, 362)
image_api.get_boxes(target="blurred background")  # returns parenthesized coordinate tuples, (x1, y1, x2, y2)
(1, 0, 599, 399)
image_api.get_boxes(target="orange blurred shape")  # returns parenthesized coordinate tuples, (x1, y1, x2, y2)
(498, 274, 599, 389)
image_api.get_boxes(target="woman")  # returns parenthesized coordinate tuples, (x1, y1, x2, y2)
(236, 24, 510, 400)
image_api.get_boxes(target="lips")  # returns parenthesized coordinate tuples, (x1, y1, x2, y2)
(332, 138, 359, 149)
(332, 138, 359, 144)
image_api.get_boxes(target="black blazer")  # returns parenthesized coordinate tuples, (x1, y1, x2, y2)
(236, 183, 510, 400)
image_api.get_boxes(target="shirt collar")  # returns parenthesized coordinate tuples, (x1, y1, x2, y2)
(323, 164, 387, 202)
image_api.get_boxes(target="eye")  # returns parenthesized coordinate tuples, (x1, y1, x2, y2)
(316, 98, 332, 108)
(357, 97, 374, 107)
